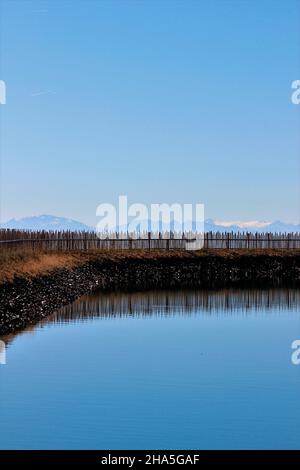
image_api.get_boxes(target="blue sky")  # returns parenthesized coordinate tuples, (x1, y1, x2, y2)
(0, 0, 299, 225)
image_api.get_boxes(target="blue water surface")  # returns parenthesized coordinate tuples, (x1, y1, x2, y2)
(0, 288, 299, 449)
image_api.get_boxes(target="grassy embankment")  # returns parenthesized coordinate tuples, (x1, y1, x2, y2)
(1, 247, 300, 285)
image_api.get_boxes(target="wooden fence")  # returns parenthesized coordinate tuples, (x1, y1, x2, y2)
(1, 229, 300, 251)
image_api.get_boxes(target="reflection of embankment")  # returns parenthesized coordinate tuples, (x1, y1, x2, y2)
(3, 288, 299, 346)
(46, 288, 300, 324)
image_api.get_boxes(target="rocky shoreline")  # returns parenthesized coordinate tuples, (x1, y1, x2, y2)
(1, 252, 300, 336)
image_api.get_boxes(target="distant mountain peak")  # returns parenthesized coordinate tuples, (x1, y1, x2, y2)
(0, 215, 299, 234)
(213, 220, 271, 229)
(0, 215, 92, 231)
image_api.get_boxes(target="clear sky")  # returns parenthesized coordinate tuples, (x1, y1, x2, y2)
(0, 0, 299, 225)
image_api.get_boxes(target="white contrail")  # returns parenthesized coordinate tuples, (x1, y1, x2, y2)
(31, 90, 56, 97)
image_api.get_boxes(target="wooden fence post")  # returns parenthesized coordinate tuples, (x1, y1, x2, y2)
(227, 233, 230, 249)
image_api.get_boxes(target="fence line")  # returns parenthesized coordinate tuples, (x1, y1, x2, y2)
(1, 229, 300, 250)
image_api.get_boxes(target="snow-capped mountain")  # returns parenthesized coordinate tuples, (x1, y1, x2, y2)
(205, 219, 300, 233)
(112, 218, 300, 233)
(0, 215, 92, 231)
(1, 215, 299, 233)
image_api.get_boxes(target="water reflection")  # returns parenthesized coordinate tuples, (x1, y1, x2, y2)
(3, 288, 299, 346)
(50, 288, 300, 322)
(42, 286, 300, 324)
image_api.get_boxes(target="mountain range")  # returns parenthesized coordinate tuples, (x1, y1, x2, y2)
(0, 215, 91, 232)
(1, 214, 300, 233)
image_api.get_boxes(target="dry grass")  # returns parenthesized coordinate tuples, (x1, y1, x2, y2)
(0, 250, 83, 284)
(1, 247, 300, 285)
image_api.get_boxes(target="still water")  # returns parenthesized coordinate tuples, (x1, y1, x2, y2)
(0, 288, 300, 450)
